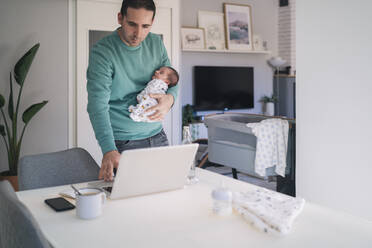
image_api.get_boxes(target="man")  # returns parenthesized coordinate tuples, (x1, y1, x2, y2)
(87, 0, 178, 181)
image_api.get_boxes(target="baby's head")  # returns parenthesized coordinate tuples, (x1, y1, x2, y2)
(152, 66, 179, 87)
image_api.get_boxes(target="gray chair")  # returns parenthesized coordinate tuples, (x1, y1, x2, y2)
(0, 180, 51, 248)
(18, 147, 100, 191)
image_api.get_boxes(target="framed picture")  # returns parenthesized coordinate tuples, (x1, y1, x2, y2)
(198, 11, 226, 50)
(181, 27, 206, 50)
(223, 3, 253, 50)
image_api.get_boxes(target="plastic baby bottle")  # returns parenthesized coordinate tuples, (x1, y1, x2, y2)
(211, 181, 233, 216)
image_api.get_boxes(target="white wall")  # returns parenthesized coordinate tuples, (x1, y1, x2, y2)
(0, 0, 69, 172)
(180, 0, 278, 114)
(297, 0, 372, 220)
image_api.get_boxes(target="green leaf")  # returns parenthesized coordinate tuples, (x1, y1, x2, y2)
(0, 125, 5, 136)
(8, 72, 14, 120)
(0, 94, 5, 108)
(14, 43, 40, 87)
(22, 100, 48, 124)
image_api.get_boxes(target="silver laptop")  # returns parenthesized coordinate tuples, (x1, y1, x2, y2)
(92, 144, 199, 200)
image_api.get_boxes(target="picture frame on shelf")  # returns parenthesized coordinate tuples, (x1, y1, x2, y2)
(198, 11, 226, 50)
(181, 27, 206, 50)
(223, 3, 253, 50)
(253, 34, 263, 51)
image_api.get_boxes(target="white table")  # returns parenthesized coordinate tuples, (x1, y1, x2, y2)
(17, 168, 372, 248)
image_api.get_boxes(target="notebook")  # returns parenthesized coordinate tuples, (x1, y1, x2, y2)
(90, 144, 199, 200)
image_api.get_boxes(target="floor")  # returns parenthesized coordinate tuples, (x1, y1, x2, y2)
(204, 165, 276, 191)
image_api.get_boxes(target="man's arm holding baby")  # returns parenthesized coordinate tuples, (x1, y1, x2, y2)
(146, 93, 174, 121)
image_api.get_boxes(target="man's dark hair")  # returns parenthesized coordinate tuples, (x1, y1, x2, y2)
(166, 66, 179, 87)
(120, 0, 156, 20)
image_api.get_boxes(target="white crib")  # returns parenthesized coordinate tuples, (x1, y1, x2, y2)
(204, 113, 295, 178)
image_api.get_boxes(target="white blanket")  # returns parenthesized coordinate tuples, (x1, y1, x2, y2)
(233, 188, 305, 235)
(247, 118, 289, 177)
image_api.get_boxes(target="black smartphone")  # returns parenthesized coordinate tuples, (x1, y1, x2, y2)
(44, 197, 75, 212)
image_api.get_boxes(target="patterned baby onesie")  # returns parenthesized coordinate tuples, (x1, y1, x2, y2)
(128, 79, 168, 122)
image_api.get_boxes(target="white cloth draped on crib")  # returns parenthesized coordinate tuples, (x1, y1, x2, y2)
(246, 118, 289, 177)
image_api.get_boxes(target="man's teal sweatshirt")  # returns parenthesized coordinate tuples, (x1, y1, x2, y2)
(87, 30, 178, 154)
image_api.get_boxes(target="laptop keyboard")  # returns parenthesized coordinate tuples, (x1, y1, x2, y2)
(87, 180, 114, 188)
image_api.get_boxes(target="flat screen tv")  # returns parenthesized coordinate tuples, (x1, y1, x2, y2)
(193, 66, 254, 111)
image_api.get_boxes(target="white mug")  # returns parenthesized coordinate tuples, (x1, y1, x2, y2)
(75, 188, 106, 220)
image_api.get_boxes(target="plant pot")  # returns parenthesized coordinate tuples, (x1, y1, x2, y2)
(265, 102, 275, 116)
(0, 175, 19, 191)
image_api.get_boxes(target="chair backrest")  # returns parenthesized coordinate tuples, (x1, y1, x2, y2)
(18, 147, 100, 191)
(0, 180, 51, 248)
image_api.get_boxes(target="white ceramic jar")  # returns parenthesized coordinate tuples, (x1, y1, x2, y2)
(75, 188, 106, 220)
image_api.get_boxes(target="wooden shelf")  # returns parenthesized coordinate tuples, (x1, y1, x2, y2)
(182, 48, 271, 54)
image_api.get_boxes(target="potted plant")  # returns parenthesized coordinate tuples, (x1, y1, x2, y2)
(182, 104, 200, 127)
(260, 94, 277, 116)
(0, 43, 48, 190)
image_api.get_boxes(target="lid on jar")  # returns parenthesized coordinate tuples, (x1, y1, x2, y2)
(211, 181, 232, 201)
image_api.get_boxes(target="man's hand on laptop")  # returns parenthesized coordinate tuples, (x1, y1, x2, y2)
(100, 150, 120, 181)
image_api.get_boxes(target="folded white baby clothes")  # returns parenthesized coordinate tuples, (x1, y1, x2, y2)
(246, 118, 289, 177)
(233, 188, 305, 235)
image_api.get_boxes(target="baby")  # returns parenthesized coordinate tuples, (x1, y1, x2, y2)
(129, 66, 179, 122)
